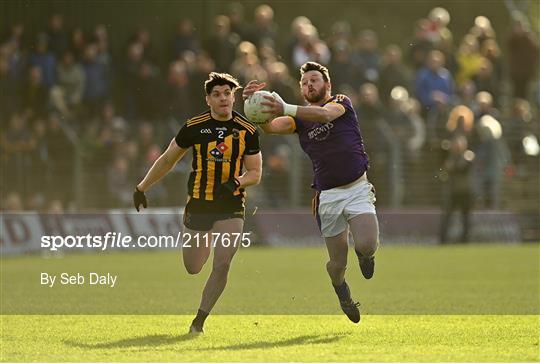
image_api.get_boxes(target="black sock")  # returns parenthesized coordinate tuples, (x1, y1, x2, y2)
(333, 280, 351, 302)
(192, 309, 209, 328)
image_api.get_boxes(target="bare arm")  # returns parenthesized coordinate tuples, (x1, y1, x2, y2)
(136, 138, 188, 192)
(259, 116, 296, 135)
(242, 79, 345, 125)
(262, 97, 345, 124)
(236, 152, 262, 188)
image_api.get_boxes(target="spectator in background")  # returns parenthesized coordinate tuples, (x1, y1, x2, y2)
(446, 105, 474, 139)
(352, 29, 380, 84)
(329, 40, 361, 92)
(132, 26, 153, 61)
(164, 60, 192, 121)
(481, 39, 503, 85)
(456, 80, 477, 109)
(81, 43, 109, 117)
(503, 98, 539, 173)
(134, 61, 164, 120)
(356, 83, 391, 202)
(1, 114, 34, 197)
(261, 138, 291, 207)
(107, 157, 132, 207)
(258, 39, 278, 68)
(21, 66, 48, 120)
(171, 18, 200, 60)
(227, 2, 250, 40)
(472, 58, 499, 104)
(284, 16, 312, 67)
(408, 18, 433, 70)
(378, 44, 411, 105)
(473, 115, 510, 208)
(189, 51, 215, 113)
(94, 24, 112, 75)
(327, 20, 352, 51)
(50, 50, 85, 118)
(4, 22, 26, 49)
(2, 192, 24, 211)
(474, 91, 500, 120)
(249, 4, 278, 47)
(455, 34, 483, 87)
(29, 33, 56, 89)
(386, 86, 418, 153)
(100, 102, 128, 143)
(292, 23, 330, 68)
(30, 119, 49, 199)
(204, 15, 238, 72)
(469, 16, 496, 48)
(230, 41, 267, 84)
(69, 27, 86, 60)
(415, 50, 453, 116)
(46, 13, 68, 57)
(0, 46, 19, 122)
(4, 24, 28, 89)
(439, 135, 474, 243)
(507, 13, 540, 99)
(402, 97, 426, 160)
(266, 61, 300, 104)
(135, 122, 166, 203)
(427, 7, 451, 44)
(436, 27, 458, 76)
(122, 41, 144, 121)
(47, 114, 74, 205)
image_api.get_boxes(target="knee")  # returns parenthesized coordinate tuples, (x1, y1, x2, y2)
(185, 263, 204, 275)
(212, 261, 231, 276)
(356, 238, 379, 256)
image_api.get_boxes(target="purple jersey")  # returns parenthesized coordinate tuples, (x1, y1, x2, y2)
(293, 94, 369, 191)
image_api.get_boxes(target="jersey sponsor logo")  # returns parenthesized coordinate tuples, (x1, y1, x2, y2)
(308, 122, 334, 141)
(215, 126, 227, 131)
(200, 128, 212, 134)
(208, 142, 230, 162)
(216, 142, 228, 153)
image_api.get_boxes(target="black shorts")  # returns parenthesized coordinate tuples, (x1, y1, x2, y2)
(183, 197, 245, 231)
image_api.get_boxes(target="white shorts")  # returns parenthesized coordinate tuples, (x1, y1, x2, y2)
(314, 177, 377, 238)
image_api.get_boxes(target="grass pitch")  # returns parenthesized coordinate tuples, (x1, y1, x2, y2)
(1, 244, 539, 361)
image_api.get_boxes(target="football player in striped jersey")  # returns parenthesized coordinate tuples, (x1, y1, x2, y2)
(134, 72, 262, 333)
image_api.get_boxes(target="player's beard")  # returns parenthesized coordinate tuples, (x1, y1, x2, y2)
(304, 86, 327, 104)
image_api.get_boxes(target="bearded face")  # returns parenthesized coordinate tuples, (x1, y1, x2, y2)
(300, 70, 330, 104)
(304, 84, 327, 103)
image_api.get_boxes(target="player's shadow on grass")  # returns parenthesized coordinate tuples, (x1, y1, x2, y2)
(65, 333, 348, 351)
(65, 334, 196, 349)
(204, 333, 349, 351)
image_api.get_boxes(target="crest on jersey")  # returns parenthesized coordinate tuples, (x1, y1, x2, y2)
(232, 128, 240, 139)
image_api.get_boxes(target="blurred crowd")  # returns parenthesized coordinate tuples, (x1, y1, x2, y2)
(1, 4, 539, 213)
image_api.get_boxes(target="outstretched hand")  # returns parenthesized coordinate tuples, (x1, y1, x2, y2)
(243, 80, 267, 100)
(261, 95, 285, 116)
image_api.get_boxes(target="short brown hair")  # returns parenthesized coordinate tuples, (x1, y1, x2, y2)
(300, 62, 330, 82)
(204, 72, 241, 95)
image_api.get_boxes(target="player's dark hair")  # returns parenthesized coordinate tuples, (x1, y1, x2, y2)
(204, 72, 241, 95)
(300, 62, 331, 82)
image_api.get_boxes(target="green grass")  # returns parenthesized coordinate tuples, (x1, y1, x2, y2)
(1, 244, 539, 361)
(1, 315, 539, 362)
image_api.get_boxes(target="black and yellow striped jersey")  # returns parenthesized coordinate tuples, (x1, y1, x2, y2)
(175, 110, 260, 201)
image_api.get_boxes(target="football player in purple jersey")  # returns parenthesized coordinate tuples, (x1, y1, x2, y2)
(243, 62, 379, 323)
